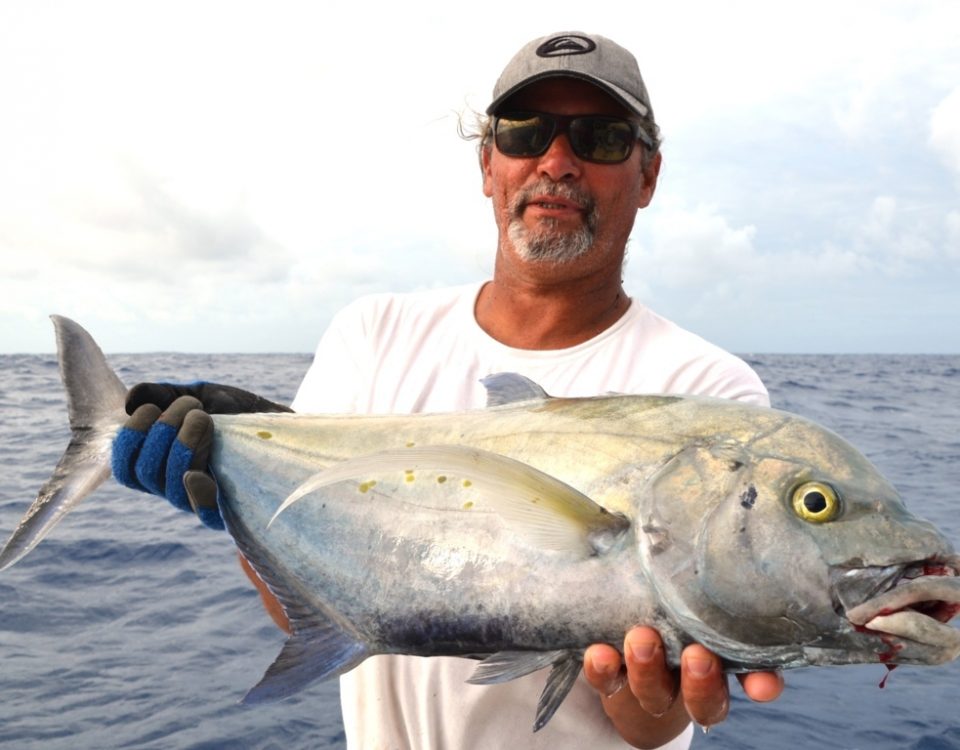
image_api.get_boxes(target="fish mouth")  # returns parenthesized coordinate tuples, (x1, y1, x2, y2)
(841, 558, 960, 662)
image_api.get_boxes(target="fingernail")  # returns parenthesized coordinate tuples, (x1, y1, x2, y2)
(593, 654, 617, 678)
(686, 656, 713, 677)
(629, 641, 656, 664)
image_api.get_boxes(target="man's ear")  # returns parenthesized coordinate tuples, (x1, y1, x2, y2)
(637, 151, 662, 209)
(481, 145, 494, 197)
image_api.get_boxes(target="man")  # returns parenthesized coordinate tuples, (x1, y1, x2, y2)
(115, 31, 783, 749)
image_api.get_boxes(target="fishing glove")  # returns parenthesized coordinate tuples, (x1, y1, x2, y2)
(111, 382, 293, 530)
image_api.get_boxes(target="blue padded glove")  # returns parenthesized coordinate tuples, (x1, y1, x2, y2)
(111, 382, 293, 529)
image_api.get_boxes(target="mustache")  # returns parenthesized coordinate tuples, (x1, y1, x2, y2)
(509, 180, 596, 218)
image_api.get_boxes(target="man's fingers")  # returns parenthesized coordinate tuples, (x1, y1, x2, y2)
(583, 643, 627, 697)
(112, 404, 162, 489)
(737, 670, 784, 702)
(125, 383, 182, 415)
(125, 403, 162, 432)
(184, 471, 223, 529)
(177, 409, 214, 466)
(623, 626, 676, 717)
(132, 396, 203, 497)
(184, 470, 218, 512)
(679, 644, 729, 727)
(158, 396, 203, 427)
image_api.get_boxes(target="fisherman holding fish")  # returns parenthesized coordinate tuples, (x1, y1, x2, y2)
(111, 31, 785, 749)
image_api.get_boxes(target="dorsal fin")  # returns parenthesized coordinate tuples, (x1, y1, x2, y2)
(481, 373, 550, 407)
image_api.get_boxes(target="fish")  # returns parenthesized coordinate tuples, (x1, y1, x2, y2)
(2, 315, 960, 732)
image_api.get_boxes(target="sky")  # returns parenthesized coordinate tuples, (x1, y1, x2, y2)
(1, 0, 958, 354)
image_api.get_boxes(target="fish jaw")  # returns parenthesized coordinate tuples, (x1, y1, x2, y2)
(842, 557, 960, 665)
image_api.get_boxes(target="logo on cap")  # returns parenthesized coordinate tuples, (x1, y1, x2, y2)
(536, 35, 596, 58)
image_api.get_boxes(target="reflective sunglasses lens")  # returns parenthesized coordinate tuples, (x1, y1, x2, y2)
(494, 114, 554, 157)
(569, 118, 636, 163)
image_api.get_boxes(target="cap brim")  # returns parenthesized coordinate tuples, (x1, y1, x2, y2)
(486, 71, 649, 118)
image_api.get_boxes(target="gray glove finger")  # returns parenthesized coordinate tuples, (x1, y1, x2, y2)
(184, 470, 219, 513)
(158, 396, 203, 429)
(125, 403, 162, 432)
(177, 409, 214, 470)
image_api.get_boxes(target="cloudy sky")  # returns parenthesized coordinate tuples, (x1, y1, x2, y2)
(1, 1, 958, 354)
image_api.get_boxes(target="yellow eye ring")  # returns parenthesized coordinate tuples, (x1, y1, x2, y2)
(791, 482, 841, 523)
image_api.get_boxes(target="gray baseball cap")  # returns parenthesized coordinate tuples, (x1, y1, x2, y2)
(487, 32, 653, 119)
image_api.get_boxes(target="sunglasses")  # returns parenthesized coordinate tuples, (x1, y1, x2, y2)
(492, 111, 652, 164)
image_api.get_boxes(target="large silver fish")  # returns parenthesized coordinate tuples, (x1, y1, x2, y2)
(2, 316, 959, 731)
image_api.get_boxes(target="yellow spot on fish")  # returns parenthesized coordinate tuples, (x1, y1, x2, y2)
(358, 481, 377, 493)
(405, 471, 415, 483)
(406, 441, 415, 447)
(437, 475, 447, 484)
(462, 479, 473, 488)
(256, 431, 273, 440)
(463, 501, 474, 510)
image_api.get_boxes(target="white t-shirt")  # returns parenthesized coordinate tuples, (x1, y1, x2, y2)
(292, 282, 769, 750)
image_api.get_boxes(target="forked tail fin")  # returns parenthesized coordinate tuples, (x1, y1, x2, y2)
(0, 316, 128, 571)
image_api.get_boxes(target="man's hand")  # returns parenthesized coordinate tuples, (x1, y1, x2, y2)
(111, 381, 292, 529)
(583, 626, 784, 749)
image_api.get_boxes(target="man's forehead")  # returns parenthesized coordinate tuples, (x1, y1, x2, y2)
(498, 77, 632, 116)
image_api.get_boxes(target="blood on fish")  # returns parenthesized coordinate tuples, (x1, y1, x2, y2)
(878, 664, 898, 688)
(876, 635, 903, 665)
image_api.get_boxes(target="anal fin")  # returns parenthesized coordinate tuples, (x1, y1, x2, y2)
(220, 487, 369, 703)
(535, 655, 582, 732)
(243, 622, 368, 703)
(467, 649, 583, 731)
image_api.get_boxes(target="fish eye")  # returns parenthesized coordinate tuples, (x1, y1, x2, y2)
(791, 481, 841, 523)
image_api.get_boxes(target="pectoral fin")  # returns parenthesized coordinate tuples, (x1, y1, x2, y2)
(271, 445, 629, 557)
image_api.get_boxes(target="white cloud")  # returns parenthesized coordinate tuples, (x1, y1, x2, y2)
(862, 195, 898, 240)
(852, 195, 947, 271)
(930, 88, 960, 175)
(631, 191, 957, 301)
(633, 201, 884, 293)
(633, 203, 759, 290)
(947, 211, 960, 258)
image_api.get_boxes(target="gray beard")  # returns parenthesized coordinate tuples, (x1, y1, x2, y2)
(507, 181, 599, 264)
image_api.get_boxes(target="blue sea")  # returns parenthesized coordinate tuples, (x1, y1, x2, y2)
(1, 351, 958, 749)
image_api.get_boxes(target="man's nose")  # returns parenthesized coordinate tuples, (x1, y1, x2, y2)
(536, 134, 582, 182)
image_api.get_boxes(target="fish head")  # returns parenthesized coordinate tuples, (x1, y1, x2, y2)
(637, 411, 960, 670)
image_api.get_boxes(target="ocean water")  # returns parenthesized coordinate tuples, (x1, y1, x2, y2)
(0, 351, 958, 750)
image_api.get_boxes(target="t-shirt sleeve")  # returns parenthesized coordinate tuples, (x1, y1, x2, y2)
(290, 301, 374, 414)
(700, 357, 771, 407)
(649, 339, 771, 407)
